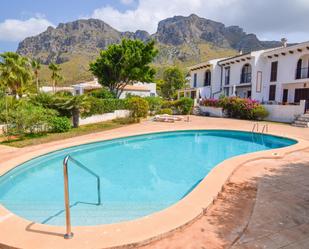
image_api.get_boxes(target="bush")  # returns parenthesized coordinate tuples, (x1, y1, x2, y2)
(127, 97, 149, 122)
(144, 96, 163, 113)
(199, 98, 220, 107)
(156, 108, 173, 115)
(174, 97, 194, 115)
(89, 88, 116, 99)
(3, 101, 57, 137)
(251, 105, 269, 120)
(55, 91, 73, 97)
(49, 116, 71, 133)
(200, 97, 269, 120)
(83, 97, 128, 117)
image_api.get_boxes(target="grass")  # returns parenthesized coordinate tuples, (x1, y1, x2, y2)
(0, 118, 135, 148)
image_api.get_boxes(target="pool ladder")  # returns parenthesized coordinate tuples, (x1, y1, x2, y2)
(252, 123, 269, 134)
(63, 155, 101, 239)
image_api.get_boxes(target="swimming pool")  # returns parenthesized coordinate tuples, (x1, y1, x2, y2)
(0, 130, 296, 226)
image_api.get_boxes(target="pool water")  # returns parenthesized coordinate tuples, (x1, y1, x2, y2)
(0, 130, 296, 226)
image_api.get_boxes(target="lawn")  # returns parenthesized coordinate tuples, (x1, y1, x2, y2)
(0, 118, 134, 148)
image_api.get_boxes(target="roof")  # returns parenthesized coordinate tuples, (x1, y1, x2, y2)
(262, 41, 309, 57)
(123, 85, 150, 92)
(40, 86, 74, 92)
(189, 62, 212, 71)
(217, 52, 252, 65)
(72, 80, 102, 90)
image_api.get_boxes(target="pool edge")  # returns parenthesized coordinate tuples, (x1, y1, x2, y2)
(0, 129, 308, 249)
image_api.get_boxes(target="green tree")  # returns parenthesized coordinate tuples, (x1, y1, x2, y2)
(161, 67, 186, 100)
(48, 62, 63, 93)
(0, 52, 33, 98)
(59, 95, 91, 128)
(90, 39, 158, 98)
(31, 59, 41, 92)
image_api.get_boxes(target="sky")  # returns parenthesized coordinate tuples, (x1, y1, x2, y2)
(1, 0, 309, 52)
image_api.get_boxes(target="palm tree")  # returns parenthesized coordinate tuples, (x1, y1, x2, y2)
(31, 59, 41, 92)
(0, 52, 33, 98)
(59, 95, 91, 128)
(48, 62, 63, 93)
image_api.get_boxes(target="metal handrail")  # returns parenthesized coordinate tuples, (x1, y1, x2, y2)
(252, 122, 259, 132)
(63, 155, 101, 239)
(261, 124, 269, 134)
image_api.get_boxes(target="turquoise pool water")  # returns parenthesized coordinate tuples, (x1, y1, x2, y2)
(0, 130, 296, 226)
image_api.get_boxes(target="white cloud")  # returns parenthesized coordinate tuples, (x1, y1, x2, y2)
(0, 16, 54, 42)
(91, 0, 309, 42)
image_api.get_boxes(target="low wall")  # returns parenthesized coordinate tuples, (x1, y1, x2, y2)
(263, 100, 306, 123)
(79, 110, 130, 125)
(199, 106, 225, 117)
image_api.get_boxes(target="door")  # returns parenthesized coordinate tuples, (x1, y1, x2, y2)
(282, 89, 288, 103)
(295, 88, 309, 111)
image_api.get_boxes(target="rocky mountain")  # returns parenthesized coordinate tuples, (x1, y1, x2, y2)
(17, 14, 283, 84)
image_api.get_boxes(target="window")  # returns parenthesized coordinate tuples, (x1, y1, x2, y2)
(269, 85, 276, 101)
(193, 73, 197, 87)
(204, 70, 211, 86)
(240, 64, 252, 83)
(225, 67, 230, 85)
(296, 59, 302, 79)
(270, 61, 278, 82)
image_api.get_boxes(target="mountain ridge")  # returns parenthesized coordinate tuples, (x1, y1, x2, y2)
(16, 14, 284, 84)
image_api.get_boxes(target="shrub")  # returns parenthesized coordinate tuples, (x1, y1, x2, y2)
(144, 96, 163, 113)
(127, 97, 149, 122)
(49, 116, 71, 133)
(251, 105, 269, 120)
(3, 101, 57, 137)
(201, 97, 269, 120)
(55, 91, 73, 97)
(174, 97, 194, 115)
(199, 98, 220, 107)
(83, 97, 128, 117)
(89, 88, 116, 99)
(156, 108, 173, 115)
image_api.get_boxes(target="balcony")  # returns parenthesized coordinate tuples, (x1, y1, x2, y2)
(240, 73, 252, 84)
(295, 67, 309, 80)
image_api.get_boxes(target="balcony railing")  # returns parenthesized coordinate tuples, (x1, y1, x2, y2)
(240, 73, 252, 84)
(295, 67, 309, 80)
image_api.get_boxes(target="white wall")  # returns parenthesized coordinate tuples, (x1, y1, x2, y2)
(263, 49, 309, 103)
(263, 100, 306, 123)
(79, 110, 130, 125)
(190, 59, 222, 99)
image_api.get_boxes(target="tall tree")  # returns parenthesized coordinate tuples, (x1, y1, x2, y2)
(90, 39, 158, 98)
(31, 59, 41, 92)
(161, 67, 186, 100)
(0, 52, 33, 98)
(48, 63, 63, 93)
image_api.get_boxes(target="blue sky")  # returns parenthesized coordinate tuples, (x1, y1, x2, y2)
(1, 0, 308, 53)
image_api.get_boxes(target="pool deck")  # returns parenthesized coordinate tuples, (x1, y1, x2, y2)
(0, 116, 309, 249)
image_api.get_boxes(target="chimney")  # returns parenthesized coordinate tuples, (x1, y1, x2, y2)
(239, 49, 243, 55)
(281, 38, 288, 47)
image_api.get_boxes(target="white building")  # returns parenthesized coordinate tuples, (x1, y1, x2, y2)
(71, 79, 157, 98)
(118, 82, 157, 99)
(180, 40, 309, 112)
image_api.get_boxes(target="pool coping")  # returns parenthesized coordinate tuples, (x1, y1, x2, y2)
(0, 128, 309, 249)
